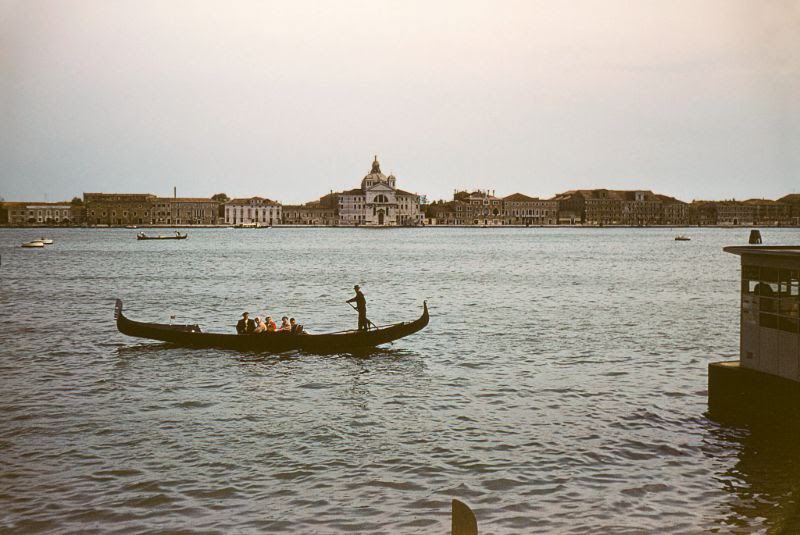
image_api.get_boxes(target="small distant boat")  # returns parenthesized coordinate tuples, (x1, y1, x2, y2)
(126, 225, 138, 229)
(234, 223, 269, 229)
(21, 240, 45, 248)
(38, 238, 54, 245)
(137, 231, 187, 240)
(675, 236, 691, 241)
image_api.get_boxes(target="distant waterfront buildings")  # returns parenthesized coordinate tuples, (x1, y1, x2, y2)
(428, 190, 504, 226)
(689, 199, 796, 227)
(83, 193, 219, 226)
(551, 189, 670, 226)
(336, 156, 423, 226)
(779, 194, 800, 226)
(281, 199, 337, 226)
(0, 201, 80, 225)
(745, 199, 793, 226)
(502, 193, 559, 226)
(279, 156, 423, 226)
(659, 195, 689, 225)
(1, 169, 799, 227)
(83, 193, 155, 226)
(715, 201, 756, 226)
(156, 197, 219, 226)
(224, 197, 281, 226)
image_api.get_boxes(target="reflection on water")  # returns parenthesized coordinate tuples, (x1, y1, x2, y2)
(2, 226, 800, 532)
(707, 411, 800, 532)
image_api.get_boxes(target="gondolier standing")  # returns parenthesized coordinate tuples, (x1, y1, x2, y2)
(346, 285, 368, 331)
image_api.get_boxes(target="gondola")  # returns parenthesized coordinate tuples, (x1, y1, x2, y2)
(114, 299, 429, 352)
(137, 231, 187, 240)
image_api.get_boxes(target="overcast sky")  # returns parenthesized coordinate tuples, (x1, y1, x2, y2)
(1, 0, 798, 204)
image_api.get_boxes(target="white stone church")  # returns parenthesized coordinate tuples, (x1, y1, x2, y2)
(335, 156, 423, 226)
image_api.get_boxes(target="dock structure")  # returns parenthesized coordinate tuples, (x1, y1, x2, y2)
(709, 246, 800, 418)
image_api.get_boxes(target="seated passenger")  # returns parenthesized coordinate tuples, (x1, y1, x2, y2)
(236, 312, 255, 334)
(290, 318, 304, 334)
(264, 316, 277, 332)
(279, 316, 291, 331)
(253, 317, 266, 333)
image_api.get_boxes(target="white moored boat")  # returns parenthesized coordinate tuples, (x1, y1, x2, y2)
(38, 238, 54, 245)
(21, 240, 45, 248)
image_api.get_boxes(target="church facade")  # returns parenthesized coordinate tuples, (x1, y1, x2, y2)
(335, 156, 423, 226)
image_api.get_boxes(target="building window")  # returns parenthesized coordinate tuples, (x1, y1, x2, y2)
(743, 266, 799, 333)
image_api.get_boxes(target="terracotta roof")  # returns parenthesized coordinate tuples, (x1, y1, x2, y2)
(553, 189, 667, 202)
(503, 193, 540, 202)
(743, 198, 782, 205)
(226, 197, 279, 205)
(161, 197, 217, 203)
(83, 195, 155, 197)
(655, 194, 684, 204)
(338, 189, 364, 196)
(1, 201, 73, 206)
(395, 189, 418, 196)
(552, 189, 612, 200)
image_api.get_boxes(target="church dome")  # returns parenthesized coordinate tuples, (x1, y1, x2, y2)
(361, 155, 388, 189)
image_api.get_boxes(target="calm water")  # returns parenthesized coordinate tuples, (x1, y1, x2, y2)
(2, 227, 800, 533)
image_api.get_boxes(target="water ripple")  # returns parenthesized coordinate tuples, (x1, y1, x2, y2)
(2, 227, 800, 532)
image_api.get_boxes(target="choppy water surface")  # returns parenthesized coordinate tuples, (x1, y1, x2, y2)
(2, 227, 800, 533)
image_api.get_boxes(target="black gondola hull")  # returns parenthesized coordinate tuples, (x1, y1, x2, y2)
(136, 235, 187, 240)
(115, 299, 429, 353)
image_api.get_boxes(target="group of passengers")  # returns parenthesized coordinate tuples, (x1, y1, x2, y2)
(236, 312, 303, 335)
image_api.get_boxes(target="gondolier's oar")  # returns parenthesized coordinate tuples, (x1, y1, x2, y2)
(347, 302, 376, 330)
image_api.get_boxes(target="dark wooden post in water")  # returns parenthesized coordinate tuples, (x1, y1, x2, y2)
(749, 229, 762, 244)
(451, 499, 478, 535)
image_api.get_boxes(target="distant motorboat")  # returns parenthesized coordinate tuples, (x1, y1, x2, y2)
(125, 225, 138, 229)
(21, 240, 45, 248)
(674, 236, 691, 241)
(38, 238, 54, 245)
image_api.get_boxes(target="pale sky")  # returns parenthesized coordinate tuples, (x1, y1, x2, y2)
(1, 0, 798, 204)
